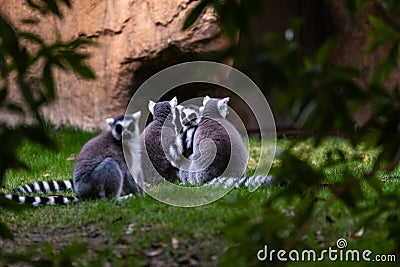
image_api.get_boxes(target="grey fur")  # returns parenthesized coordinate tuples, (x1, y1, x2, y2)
(179, 96, 248, 184)
(173, 104, 201, 159)
(73, 112, 143, 199)
(141, 97, 179, 183)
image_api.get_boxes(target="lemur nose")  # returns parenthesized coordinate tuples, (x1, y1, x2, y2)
(122, 131, 131, 139)
(182, 118, 190, 126)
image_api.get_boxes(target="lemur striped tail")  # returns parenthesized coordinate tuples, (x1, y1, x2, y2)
(204, 175, 274, 189)
(2, 194, 78, 206)
(13, 179, 74, 194)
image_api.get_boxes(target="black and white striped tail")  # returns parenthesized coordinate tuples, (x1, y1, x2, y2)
(204, 175, 274, 189)
(2, 193, 78, 206)
(13, 179, 74, 194)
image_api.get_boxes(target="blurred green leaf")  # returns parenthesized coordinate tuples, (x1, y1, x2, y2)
(25, 0, 72, 18)
(344, 0, 369, 22)
(6, 103, 24, 114)
(0, 86, 7, 105)
(20, 18, 40, 24)
(18, 32, 45, 46)
(206, 1, 400, 264)
(183, 0, 213, 30)
(66, 37, 93, 49)
(372, 44, 399, 83)
(0, 1, 94, 265)
(368, 15, 399, 52)
(43, 0, 62, 17)
(0, 16, 20, 59)
(42, 63, 55, 100)
(315, 39, 333, 65)
(23, 125, 58, 150)
(61, 0, 72, 8)
(64, 56, 96, 79)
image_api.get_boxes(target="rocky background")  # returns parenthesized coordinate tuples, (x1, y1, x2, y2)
(1, 0, 397, 132)
(2, 0, 229, 130)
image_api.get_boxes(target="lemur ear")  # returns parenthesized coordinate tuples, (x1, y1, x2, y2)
(106, 118, 114, 128)
(199, 106, 204, 115)
(177, 105, 184, 112)
(217, 97, 230, 108)
(132, 111, 142, 120)
(203, 95, 211, 106)
(148, 100, 156, 115)
(217, 97, 230, 118)
(170, 97, 178, 109)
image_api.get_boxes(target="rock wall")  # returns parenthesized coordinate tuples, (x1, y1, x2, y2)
(2, 0, 397, 131)
(1, 0, 229, 130)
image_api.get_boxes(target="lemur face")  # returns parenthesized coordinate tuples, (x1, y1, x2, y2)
(106, 111, 141, 141)
(177, 104, 201, 127)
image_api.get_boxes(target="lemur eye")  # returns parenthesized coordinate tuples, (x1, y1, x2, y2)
(127, 122, 135, 132)
(188, 114, 197, 121)
(115, 124, 123, 135)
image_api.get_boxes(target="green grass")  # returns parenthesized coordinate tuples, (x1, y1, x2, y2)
(2, 127, 97, 189)
(1, 127, 400, 266)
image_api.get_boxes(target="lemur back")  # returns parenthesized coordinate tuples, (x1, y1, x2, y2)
(179, 96, 248, 185)
(73, 112, 143, 199)
(141, 97, 179, 183)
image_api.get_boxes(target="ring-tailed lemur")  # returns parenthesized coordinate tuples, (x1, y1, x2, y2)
(2, 112, 144, 206)
(5, 97, 274, 204)
(74, 112, 143, 199)
(167, 103, 201, 176)
(174, 104, 202, 158)
(175, 96, 248, 184)
(170, 96, 274, 188)
(141, 97, 179, 183)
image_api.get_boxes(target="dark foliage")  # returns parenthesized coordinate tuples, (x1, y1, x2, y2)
(0, 0, 93, 265)
(185, 0, 400, 265)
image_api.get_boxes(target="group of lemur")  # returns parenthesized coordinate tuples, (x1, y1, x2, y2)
(2, 96, 273, 206)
